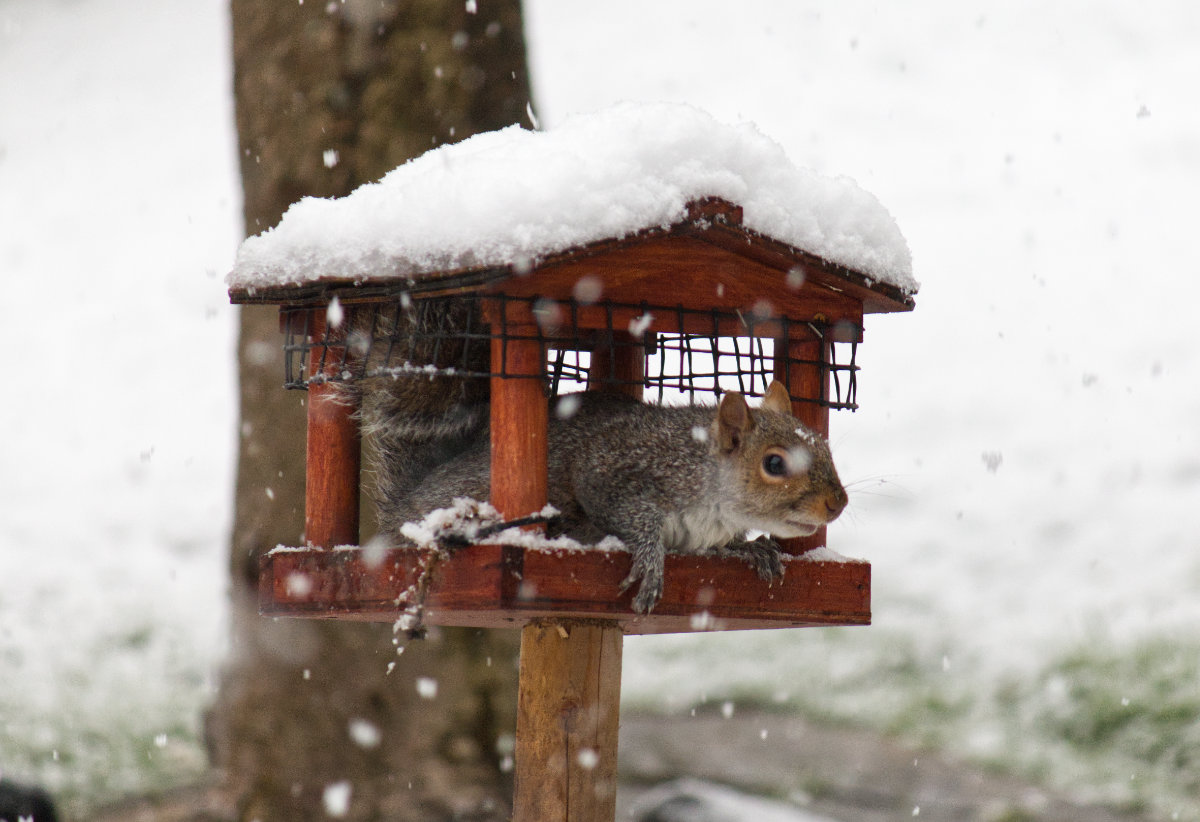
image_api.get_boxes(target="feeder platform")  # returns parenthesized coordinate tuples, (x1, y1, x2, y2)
(260, 543, 870, 634)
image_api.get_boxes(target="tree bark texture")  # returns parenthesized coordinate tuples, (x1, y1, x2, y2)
(210, 2, 533, 819)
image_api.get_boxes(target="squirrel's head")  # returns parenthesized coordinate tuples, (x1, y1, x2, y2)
(714, 380, 849, 537)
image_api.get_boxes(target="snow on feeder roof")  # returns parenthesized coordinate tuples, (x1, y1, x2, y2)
(228, 102, 918, 298)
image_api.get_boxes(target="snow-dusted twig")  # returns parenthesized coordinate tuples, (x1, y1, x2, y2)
(392, 499, 563, 640)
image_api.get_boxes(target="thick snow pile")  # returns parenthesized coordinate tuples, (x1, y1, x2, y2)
(229, 102, 915, 292)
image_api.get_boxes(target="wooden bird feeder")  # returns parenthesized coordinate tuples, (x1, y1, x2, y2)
(230, 192, 913, 820)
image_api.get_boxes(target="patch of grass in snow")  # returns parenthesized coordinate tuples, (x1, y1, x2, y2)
(1, 701, 210, 819)
(1015, 637, 1200, 818)
(622, 625, 971, 735)
(623, 628, 1200, 821)
(1039, 640, 1200, 764)
(0, 619, 215, 817)
(828, 634, 1200, 821)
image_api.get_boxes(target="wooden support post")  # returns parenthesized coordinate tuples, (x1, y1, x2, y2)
(486, 308, 624, 821)
(587, 330, 645, 399)
(513, 620, 623, 822)
(305, 308, 360, 548)
(779, 337, 830, 438)
(777, 336, 829, 554)
(489, 327, 548, 522)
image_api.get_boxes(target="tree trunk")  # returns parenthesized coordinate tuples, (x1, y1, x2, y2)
(209, 2, 533, 819)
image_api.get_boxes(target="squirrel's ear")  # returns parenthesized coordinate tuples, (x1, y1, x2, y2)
(761, 380, 792, 415)
(717, 391, 752, 452)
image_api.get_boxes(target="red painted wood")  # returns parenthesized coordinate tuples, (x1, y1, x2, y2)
(776, 337, 829, 556)
(304, 308, 360, 548)
(777, 338, 829, 437)
(686, 196, 743, 225)
(486, 295, 859, 346)
(488, 320, 549, 523)
(490, 236, 865, 332)
(258, 545, 870, 634)
(587, 331, 645, 398)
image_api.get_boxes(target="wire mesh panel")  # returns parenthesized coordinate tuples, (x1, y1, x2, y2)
(282, 294, 859, 410)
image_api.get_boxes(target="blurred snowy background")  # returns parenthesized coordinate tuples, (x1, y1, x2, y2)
(2, 0, 1198, 818)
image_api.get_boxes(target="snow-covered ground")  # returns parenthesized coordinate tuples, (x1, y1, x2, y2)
(2, 0, 1199, 818)
(0, 0, 237, 808)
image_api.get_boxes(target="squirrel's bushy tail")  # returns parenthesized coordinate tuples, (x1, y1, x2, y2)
(352, 298, 490, 537)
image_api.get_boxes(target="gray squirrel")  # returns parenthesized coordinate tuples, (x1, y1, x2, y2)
(373, 380, 848, 614)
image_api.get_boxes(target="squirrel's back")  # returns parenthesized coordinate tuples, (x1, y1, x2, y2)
(382, 387, 846, 546)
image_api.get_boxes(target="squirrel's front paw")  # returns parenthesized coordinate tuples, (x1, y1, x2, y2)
(619, 562, 664, 614)
(721, 535, 785, 581)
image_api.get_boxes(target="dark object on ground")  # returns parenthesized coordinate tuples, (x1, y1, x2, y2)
(0, 779, 58, 822)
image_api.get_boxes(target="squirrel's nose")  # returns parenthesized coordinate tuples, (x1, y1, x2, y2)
(824, 489, 848, 520)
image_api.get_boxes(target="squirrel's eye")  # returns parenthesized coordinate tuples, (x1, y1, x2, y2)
(763, 453, 787, 477)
